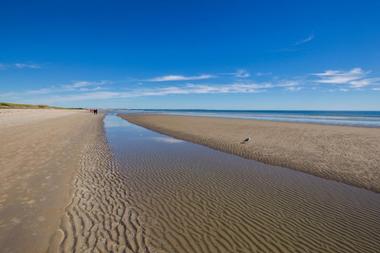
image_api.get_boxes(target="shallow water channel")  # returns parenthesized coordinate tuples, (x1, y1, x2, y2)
(104, 114, 380, 253)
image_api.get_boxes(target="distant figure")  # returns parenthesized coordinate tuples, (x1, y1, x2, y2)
(94, 109, 98, 115)
(241, 137, 251, 144)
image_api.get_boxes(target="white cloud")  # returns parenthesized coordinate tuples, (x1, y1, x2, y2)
(28, 88, 55, 95)
(151, 137, 184, 144)
(295, 34, 315, 46)
(27, 80, 110, 95)
(62, 80, 110, 89)
(256, 72, 272, 77)
(350, 78, 380, 88)
(64, 81, 94, 88)
(286, 86, 302, 91)
(313, 68, 380, 88)
(234, 69, 250, 78)
(349, 79, 369, 88)
(313, 68, 365, 84)
(275, 33, 314, 52)
(0, 63, 41, 70)
(139, 83, 269, 96)
(49, 91, 121, 102)
(14, 63, 41, 69)
(40, 80, 301, 103)
(222, 69, 251, 78)
(148, 74, 214, 82)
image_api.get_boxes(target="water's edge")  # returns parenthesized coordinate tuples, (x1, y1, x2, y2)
(109, 109, 380, 127)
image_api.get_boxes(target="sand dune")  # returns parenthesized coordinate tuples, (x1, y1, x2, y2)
(120, 114, 380, 192)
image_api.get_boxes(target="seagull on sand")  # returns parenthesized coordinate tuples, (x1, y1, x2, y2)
(241, 137, 251, 144)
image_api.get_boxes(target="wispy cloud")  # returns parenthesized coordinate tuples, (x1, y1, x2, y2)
(274, 33, 315, 52)
(62, 80, 110, 90)
(234, 69, 250, 78)
(0, 63, 41, 70)
(286, 86, 302, 91)
(313, 68, 366, 84)
(295, 34, 315, 46)
(53, 91, 121, 101)
(137, 81, 298, 96)
(8, 67, 380, 106)
(41, 80, 300, 103)
(14, 63, 41, 69)
(256, 72, 272, 77)
(28, 88, 55, 95)
(27, 80, 110, 95)
(148, 74, 214, 82)
(350, 78, 380, 88)
(313, 68, 380, 88)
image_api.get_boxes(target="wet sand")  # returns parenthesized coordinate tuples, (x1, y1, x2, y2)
(50, 118, 148, 253)
(120, 114, 380, 192)
(0, 109, 103, 253)
(107, 115, 380, 253)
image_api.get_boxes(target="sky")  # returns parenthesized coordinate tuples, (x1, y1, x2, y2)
(1, 0, 380, 110)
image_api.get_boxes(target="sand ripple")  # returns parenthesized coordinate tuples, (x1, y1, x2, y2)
(109, 116, 380, 253)
(49, 133, 152, 253)
(120, 114, 380, 192)
(50, 116, 380, 253)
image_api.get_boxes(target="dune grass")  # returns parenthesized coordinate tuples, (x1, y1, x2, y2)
(0, 102, 66, 109)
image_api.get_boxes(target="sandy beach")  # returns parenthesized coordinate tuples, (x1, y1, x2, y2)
(1, 110, 379, 252)
(0, 109, 104, 253)
(120, 114, 380, 192)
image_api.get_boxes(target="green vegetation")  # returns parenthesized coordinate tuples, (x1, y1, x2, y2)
(0, 102, 65, 109)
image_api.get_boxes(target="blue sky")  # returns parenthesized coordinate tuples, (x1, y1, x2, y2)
(1, 0, 380, 110)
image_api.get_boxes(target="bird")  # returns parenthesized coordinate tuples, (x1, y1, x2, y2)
(241, 137, 251, 144)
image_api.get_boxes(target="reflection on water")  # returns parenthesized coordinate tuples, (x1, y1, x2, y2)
(150, 136, 184, 144)
(104, 114, 132, 128)
(105, 114, 380, 253)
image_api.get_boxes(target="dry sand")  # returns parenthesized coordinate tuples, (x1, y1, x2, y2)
(120, 114, 380, 192)
(0, 109, 104, 253)
(0, 109, 79, 128)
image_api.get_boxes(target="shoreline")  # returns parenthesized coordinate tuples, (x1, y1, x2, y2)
(119, 110, 380, 128)
(120, 113, 380, 193)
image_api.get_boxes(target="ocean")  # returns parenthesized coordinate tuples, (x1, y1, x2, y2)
(113, 109, 380, 127)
